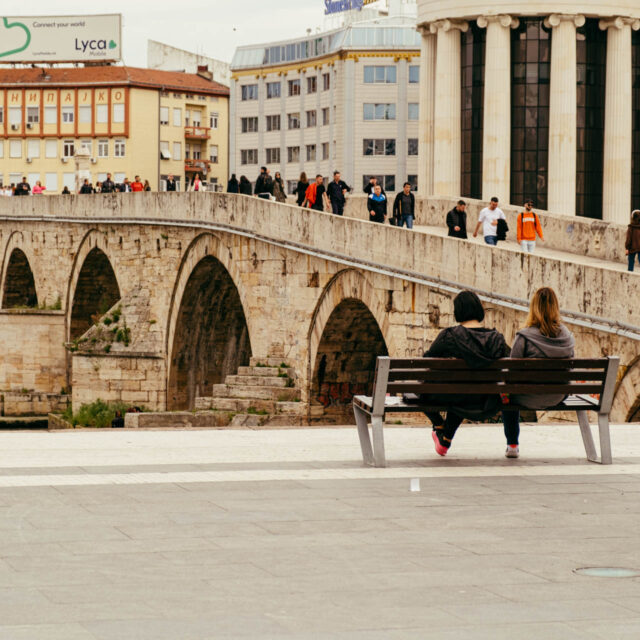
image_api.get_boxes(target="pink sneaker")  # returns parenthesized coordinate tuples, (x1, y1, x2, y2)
(432, 430, 449, 457)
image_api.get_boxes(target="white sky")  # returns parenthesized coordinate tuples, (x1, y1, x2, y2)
(2, 0, 331, 67)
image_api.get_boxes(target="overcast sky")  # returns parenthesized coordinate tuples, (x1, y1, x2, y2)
(3, 0, 332, 67)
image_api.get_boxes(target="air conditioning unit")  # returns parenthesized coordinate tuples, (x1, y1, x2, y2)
(26, 123, 33, 130)
(61, 157, 68, 163)
(91, 157, 97, 164)
(10, 124, 19, 131)
(26, 157, 32, 164)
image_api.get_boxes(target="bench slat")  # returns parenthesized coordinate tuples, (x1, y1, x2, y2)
(386, 370, 605, 383)
(386, 382, 604, 395)
(388, 359, 607, 371)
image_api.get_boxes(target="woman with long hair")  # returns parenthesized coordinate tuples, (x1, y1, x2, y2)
(238, 175, 252, 195)
(273, 171, 287, 203)
(502, 287, 575, 458)
(295, 171, 309, 207)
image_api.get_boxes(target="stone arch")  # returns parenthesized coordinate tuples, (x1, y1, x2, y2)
(166, 233, 252, 410)
(66, 230, 121, 341)
(1, 248, 38, 309)
(308, 269, 391, 422)
(612, 356, 640, 423)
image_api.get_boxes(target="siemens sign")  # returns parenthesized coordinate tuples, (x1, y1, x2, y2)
(324, 0, 377, 15)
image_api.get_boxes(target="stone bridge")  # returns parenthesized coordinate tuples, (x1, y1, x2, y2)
(1, 193, 639, 424)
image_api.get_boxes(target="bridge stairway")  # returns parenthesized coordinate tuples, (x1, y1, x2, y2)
(195, 357, 305, 427)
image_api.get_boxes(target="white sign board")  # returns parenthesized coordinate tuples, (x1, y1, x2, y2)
(0, 14, 121, 63)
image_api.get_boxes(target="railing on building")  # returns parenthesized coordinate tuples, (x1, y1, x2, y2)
(185, 159, 210, 173)
(184, 126, 211, 140)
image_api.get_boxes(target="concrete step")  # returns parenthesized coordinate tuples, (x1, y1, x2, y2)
(212, 385, 300, 402)
(237, 366, 293, 377)
(225, 375, 289, 388)
(276, 401, 306, 416)
(263, 415, 304, 427)
(230, 413, 266, 427)
(249, 357, 291, 368)
(196, 397, 277, 413)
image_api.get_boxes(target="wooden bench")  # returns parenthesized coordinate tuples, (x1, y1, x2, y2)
(353, 356, 620, 467)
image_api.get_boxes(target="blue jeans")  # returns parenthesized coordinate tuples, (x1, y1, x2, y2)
(628, 252, 640, 272)
(484, 236, 498, 246)
(400, 214, 414, 229)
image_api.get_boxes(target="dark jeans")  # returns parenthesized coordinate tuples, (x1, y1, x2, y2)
(400, 214, 414, 229)
(502, 410, 520, 445)
(330, 199, 344, 216)
(426, 411, 464, 442)
(628, 252, 640, 272)
(484, 235, 498, 246)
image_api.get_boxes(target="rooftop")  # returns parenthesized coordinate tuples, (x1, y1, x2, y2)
(0, 65, 229, 96)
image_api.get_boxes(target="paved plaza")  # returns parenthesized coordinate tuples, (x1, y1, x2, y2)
(0, 424, 640, 639)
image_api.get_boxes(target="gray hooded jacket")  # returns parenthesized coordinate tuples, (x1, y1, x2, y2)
(510, 325, 575, 409)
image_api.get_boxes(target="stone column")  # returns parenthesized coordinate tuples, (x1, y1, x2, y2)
(430, 19, 468, 197)
(600, 17, 640, 224)
(417, 27, 436, 195)
(546, 13, 584, 215)
(477, 14, 519, 203)
(74, 145, 92, 194)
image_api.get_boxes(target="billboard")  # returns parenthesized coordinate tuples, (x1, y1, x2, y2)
(324, 0, 378, 15)
(0, 14, 121, 63)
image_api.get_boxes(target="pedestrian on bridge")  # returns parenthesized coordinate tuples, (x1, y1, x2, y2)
(326, 171, 351, 216)
(367, 184, 387, 224)
(239, 175, 252, 196)
(517, 200, 544, 252)
(101, 173, 116, 193)
(304, 175, 329, 212)
(14, 177, 30, 196)
(626, 210, 640, 272)
(273, 172, 287, 203)
(227, 174, 239, 194)
(446, 200, 468, 239)
(473, 197, 505, 246)
(392, 182, 416, 228)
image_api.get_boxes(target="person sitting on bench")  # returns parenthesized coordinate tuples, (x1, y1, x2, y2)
(501, 287, 575, 459)
(423, 290, 510, 456)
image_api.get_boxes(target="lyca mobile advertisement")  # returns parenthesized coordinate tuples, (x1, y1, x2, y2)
(0, 14, 121, 63)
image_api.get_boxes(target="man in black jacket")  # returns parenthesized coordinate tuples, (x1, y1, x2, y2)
(326, 171, 350, 215)
(79, 179, 94, 194)
(101, 173, 116, 193)
(14, 177, 30, 196)
(166, 174, 177, 192)
(446, 200, 468, 239)
(392, 182, 416, 228)
(366, 185, 387, 223)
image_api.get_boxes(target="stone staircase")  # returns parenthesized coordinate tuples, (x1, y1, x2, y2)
(195, 357, 306, 427)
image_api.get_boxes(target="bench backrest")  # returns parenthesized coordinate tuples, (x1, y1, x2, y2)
(370, 357, 619, 416)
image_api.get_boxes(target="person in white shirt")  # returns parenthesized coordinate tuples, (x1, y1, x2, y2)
(473, 197, 505, 246)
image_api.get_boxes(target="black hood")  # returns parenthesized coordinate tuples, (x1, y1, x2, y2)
(448, 325, 509, 368)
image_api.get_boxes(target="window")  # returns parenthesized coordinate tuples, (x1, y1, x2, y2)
(288, 113, 300, 129)
(95, 104, 107, 123)
(27, 107, 39, 124)
(408, 103, 419, 120)
(407, 175, 418, 191)
(114, 172, 125, 184)
(306, 144, 316, 161)
(173, 141, 182, 160)
(192, 145, 202, 160)
(266, 82, 281, 99)
(79, 106, 91, 124)
(287, 146, 300, 163)
(306, 110, 317, 128)
(362, 174, 395, 192)
(322, 142, 329, 160)
(409, 65, 420, 83)
(80, 139, 91, 154)
(363, 103, 396, 120)
(173, 108, 182, 127)
(191, 111, 201, 127)
(288, 79, 300, 96)
(160, 141, 171, 160)
(113, 104, 125, 123)
(27, 139, 40, 159)
(362, 139, 396, 156)
(241, 84, 258, 100)
(266, 148, 280, 164)
(323, 73, 330, 91)
(0, 107, 3, 124)
(322, 107, 330, 126)
(62, 107, 74, 123)
(210, 112, 218, 129)
(9, 140, 22, 158)
(307, 76, 317, 94)
(364, 66, 397, 83)
(44, 106, 57, 124)
(98, 139, 108, 158)
(114, 139, 125, 157)
(287, 180, 297, 195)
(63, 173, 75, 192)
(63, 140, 75, 157)
(266, 114, 281, 131)
(160, 106, 169, 125)
(9, 107, 21, 126)
(408, 138, 419, 155)
(185, 110, 190, 127)
(45, 173, 58, 192)
(241, 117, 259, 133)
(45, 139, 57, 158)
(9, 173, 22, 186)
(210, 145, 219, 163)
(241, 149, 258, 165)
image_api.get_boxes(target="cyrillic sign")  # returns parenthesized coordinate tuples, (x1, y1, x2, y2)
(324, 0, 378, 15)
(0, 14, 121, 63)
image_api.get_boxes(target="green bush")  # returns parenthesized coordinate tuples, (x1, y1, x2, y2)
(62, 399, 142, 428)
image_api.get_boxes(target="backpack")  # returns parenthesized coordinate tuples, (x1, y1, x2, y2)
(305, 182, 317, 205)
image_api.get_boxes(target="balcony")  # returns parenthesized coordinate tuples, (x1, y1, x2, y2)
(184, 126, 210, 140)
(185, 159, 210, 174)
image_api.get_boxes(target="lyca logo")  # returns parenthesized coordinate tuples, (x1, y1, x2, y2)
(75, 38, 117, 52)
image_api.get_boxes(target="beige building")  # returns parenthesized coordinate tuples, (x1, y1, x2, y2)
(230, 7, 421, 194)
(0, 66, 229, 193)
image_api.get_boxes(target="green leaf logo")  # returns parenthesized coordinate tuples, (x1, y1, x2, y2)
(0, 17, 31, 59)
(109, 40, 117, 49)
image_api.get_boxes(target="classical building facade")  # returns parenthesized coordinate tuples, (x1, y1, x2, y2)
(0, 67, 229, 192)
(230, 12, 421, 194)
(417, 1, 640, 223)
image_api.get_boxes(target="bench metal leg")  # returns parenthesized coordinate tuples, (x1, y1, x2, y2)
(598, 413, 612, 465)
(353, 405, 374, 466)
(577, 410, 598, 462)
(371, 416, 386, 468)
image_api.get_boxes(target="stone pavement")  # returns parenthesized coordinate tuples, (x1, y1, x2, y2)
(0, 424, 640, 639)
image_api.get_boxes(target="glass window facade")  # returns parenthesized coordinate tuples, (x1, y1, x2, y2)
(363, 66, 397, 83)
(461, 21, 485, 200)
(511, 18, 550, 210)
(632, 31, 640, 208)
(576, 19, 606, 219)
